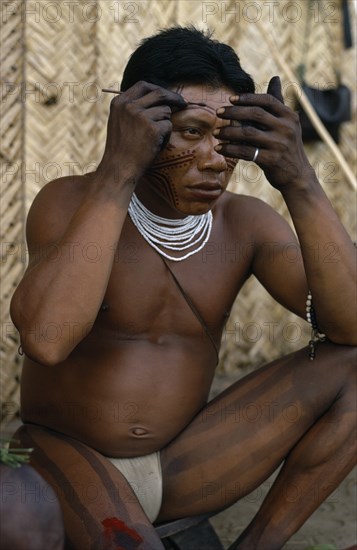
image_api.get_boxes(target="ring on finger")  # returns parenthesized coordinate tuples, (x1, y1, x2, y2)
(252, 147, 260, 162)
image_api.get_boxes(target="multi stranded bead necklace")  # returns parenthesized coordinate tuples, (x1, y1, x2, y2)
(128, 193, 213, 261)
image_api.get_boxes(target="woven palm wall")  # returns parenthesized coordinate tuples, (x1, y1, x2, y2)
(1, 0, 356, 423)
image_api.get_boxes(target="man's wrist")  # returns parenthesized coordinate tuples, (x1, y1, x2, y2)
(280, 165, 321, 202)
(87, 169, 137, 206)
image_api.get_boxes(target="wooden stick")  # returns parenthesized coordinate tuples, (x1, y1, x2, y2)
(253, 14, 356, 190)
(101, 88, 208, 108)
(102, 88, 122, 94)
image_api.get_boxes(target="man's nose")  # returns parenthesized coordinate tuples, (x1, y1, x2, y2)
(197, 135, 227, 172)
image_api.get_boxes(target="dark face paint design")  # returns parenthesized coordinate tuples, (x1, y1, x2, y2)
(147, 145, 237, 211)
(147, 144, 197, 209)
(225, 157, 238, 173)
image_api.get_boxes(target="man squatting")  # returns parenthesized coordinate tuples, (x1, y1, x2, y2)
(10, 27, 356, 550)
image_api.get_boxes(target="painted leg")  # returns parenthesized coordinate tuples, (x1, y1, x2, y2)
(229, 357, 356, 549)
(13, 425, 164, 550)
(159, 342, 356, 550)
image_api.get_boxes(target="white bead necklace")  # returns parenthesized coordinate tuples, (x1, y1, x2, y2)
(128, 193, 213, 261)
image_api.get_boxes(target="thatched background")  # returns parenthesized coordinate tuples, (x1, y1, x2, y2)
(1, 0, 356, 425)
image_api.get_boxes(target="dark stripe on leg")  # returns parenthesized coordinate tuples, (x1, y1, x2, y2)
(20, 428, 104, 546)
(53, 431, 136, 523)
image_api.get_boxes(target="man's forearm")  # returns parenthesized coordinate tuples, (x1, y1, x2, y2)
(282, 176, 357, 344)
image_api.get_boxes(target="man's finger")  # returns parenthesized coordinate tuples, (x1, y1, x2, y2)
(267, 76, 284, 104)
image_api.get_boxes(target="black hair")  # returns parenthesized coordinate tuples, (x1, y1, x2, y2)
(121, 26, 255, 94)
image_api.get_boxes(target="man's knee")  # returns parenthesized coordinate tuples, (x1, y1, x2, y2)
(314, 340, 356, 370)
(322, 342, 357, 415)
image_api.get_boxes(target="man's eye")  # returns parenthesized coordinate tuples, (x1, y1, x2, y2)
(181, 127, 202, 138)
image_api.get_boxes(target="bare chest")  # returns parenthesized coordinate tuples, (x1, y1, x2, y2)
(96, 216, 252, 340)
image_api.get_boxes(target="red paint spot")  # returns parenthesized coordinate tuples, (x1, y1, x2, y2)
(102, 517, 143, 549)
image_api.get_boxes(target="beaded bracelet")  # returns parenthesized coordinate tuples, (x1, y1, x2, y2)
(306, 291, 326, 360)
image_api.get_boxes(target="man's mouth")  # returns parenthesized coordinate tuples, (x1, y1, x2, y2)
(190, 181, 222, 190)
(187, 183, 222, 199)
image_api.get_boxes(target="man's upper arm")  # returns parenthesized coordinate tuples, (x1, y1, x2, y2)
(24, 176, 85, 271)
(244, 198, 308, 318)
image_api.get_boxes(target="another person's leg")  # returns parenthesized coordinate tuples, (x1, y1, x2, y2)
(0, 463, 64, 550)
(14, 425, 164, 550)
(158, 342, 356, 550)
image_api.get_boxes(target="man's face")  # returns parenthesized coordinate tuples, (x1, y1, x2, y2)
(145, 84, 238, 216)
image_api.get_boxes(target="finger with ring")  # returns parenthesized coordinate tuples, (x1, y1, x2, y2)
(252, 147, 260, 162)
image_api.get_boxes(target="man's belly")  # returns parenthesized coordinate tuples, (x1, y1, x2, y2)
(20, 337, 217, 457)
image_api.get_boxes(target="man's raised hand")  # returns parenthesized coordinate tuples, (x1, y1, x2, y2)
(97, 81, 187, 185)
(215, 76, 314, 192)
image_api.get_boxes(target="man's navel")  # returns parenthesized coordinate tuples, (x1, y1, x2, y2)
(131, 427, 149, 437)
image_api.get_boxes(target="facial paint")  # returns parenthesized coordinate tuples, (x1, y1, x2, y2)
(147, 146, 197, 209)
(226, 157, 239, 173)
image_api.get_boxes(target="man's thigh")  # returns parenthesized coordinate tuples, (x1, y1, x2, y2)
(158, 341, 356, 521)
(13, 424, 162, 550)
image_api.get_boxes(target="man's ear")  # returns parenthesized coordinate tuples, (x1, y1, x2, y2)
(267, 76, 284, 104)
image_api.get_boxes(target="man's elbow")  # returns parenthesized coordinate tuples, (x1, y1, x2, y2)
(18, 337, 71, 367)
(11, 314, 73, 367)
(10, 298, 87, 366)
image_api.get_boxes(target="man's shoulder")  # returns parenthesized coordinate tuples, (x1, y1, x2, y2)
(216, 191, 288, 244)
(32, 173, 92, 208)
(28, 173, 93, 223)
(25, 174, 94, 246)
(218, 190, 276, 223)
(222, 190, 264, 204)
